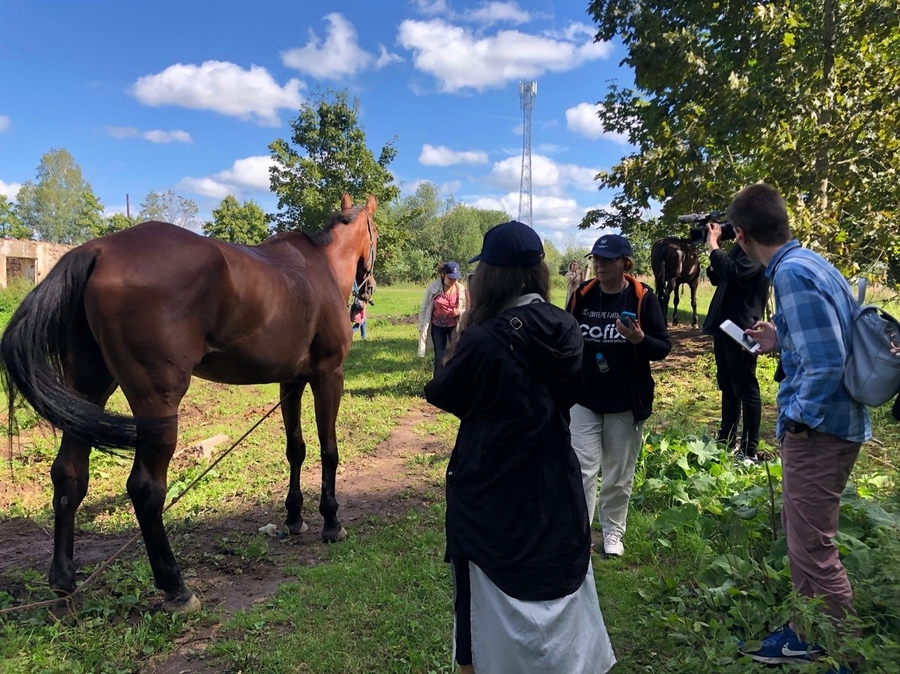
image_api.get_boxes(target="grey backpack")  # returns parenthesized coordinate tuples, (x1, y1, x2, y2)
(843, 279, 900, 407)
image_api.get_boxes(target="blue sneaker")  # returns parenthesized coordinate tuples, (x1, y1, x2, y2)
(738, 624, 824, 664)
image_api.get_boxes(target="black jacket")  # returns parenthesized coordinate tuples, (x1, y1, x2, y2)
(424, 300, 589, 601)
(569, 278, 671, 422)
(702, 244, 770, 334)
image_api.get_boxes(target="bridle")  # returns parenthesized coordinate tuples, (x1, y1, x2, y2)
(355, 209, 377, 303)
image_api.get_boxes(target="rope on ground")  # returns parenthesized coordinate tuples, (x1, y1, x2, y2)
(0, 392, 290, 617)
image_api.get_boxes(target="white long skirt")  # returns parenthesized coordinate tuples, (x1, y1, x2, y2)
(453, 560, 616, 673)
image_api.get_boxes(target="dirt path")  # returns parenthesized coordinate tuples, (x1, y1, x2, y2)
(0, 400, 451, 674)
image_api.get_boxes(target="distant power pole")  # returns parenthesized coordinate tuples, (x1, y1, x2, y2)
(518, 80, 537, 227)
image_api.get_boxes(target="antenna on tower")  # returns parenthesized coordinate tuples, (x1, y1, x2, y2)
(518, 80, 537, 227)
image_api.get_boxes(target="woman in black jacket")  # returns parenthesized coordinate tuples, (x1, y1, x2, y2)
(425, 221, 615, 674)
(567, 234, 671, 558)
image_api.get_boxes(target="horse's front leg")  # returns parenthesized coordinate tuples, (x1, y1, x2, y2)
(48, 434, 92, 597)
(670, 283, 680, 325)
(311, 365, 347, 542)
(281, 381, 309, 535)
(690, 281, 699, 327)
(126, 416, 199, 614)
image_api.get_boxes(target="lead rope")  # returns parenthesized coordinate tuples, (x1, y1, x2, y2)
(0, 391, 291, 616)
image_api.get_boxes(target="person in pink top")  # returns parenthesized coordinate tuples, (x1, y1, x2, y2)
(418, 261, 467, 375)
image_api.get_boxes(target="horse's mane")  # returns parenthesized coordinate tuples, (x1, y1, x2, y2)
(306, 206, 364, 247)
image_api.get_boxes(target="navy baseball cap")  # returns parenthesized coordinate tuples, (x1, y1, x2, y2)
(588, 234, 633, 258)
(469, 221, 545, 268)
(440, 261, 462, 279)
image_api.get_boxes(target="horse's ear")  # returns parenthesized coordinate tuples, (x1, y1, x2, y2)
(341, 193, 353, 211)
(365, 194, 377, 215)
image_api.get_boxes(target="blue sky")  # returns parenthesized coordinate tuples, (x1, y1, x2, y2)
(0, 0, 634, 246)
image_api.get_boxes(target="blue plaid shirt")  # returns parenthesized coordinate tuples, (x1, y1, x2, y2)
(768, 240, 871, 442)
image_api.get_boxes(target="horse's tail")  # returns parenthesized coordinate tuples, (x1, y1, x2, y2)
(0, 248, 138, 451)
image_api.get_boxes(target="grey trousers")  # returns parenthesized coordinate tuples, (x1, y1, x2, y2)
(569, 405, 644, 539)
(781, 429, 861, 621)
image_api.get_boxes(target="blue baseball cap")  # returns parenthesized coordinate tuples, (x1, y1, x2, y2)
(440, 261, 462, 279)
(588, 234, 633, 258)
(469, 221, 545, 268)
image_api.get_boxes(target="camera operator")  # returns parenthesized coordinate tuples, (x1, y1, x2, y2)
(702, 220, 770, 462)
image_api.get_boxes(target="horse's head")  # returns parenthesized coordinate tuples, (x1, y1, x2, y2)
(338, 193, 379, 297)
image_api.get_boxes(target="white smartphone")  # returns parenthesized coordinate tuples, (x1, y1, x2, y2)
(720, 319, 761, 354)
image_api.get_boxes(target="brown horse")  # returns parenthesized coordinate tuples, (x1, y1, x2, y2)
(650, 237, 700, 326)
(0, 193, 378, 613)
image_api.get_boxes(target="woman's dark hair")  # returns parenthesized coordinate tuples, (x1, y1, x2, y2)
(727, 183, 792, 245)
(458, 261, 550, 333)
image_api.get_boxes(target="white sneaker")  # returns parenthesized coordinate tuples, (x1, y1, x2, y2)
(603, 533, 624, 557)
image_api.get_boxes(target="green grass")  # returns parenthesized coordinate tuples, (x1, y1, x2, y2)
(1, 282, 898, 673)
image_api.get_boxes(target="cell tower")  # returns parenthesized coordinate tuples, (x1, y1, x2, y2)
(518, 80, 537, 227)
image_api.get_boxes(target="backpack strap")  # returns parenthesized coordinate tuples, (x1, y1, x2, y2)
(567, 274, 646, 317)
(624, 273, 645, 318)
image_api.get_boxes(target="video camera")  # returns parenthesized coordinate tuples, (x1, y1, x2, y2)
(679, 211, 735, 245)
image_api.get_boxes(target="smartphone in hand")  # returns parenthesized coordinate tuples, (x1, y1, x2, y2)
(720, 319, 760, 353)
(621, 311, 637, 326)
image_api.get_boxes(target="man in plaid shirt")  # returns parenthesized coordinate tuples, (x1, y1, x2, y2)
(728, 183, 868, 671)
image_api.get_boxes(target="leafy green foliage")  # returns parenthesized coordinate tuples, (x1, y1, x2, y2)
(94, 212, 137, 238)
(585, 0, 900, 282)
(137, 190, 200, 230)
(377, 182, 511, 284)
(269, 89, 400, 234)
(0, 195, 31, 239)
(15, 148, 104, 245)
(203, 195, 270, 244)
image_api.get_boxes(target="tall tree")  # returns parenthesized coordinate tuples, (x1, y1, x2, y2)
(584, 0, 900, 280)
(15, 148, 104, 245)
(0, 194, 31, 239)
(203, 195, 270, 244)
(92, 212, 137, 238)
(138, 190, 201, 230)
(269, 89, 400, 233)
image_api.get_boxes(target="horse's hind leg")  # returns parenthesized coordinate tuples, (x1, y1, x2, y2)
(125, 409, 199, 614)
(48, 342, 116, 598)
(690, 279, 699, 327)
(671, 282, 681, 325)
(281, 381, 310, 535)
(49, 431, 103, 597)
(311, 365, 347, 542)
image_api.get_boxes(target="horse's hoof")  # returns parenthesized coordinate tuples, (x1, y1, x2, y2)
(287, 521, 309, 535)
(164, 592, 201, 615)
(51, 597, 76, 618)
(322, 526, 348, 543)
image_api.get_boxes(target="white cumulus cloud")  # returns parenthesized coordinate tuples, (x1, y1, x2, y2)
(281, 13, 400, 79)
(491, 154, 599, 195)
(131, 61, 304, 126)
(566, 102, 629, 144)
(411, 0, 451, 16)
(0, 115, 10, 133)
(107, 126, 193, 143)
(0, 179, 22, 199)
(467, 192, 607, 236)
(179, 155, 275, 199)
(465, 2, 530, 26)
(397, 19, 612, 92)
(143, 129, 193, 144)
(419, 144, 488, 166)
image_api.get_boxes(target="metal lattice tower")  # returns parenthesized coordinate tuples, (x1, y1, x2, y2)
(518, 80, 537, 226)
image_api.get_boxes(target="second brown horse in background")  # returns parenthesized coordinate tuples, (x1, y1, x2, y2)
(650, 237, 700, 326)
